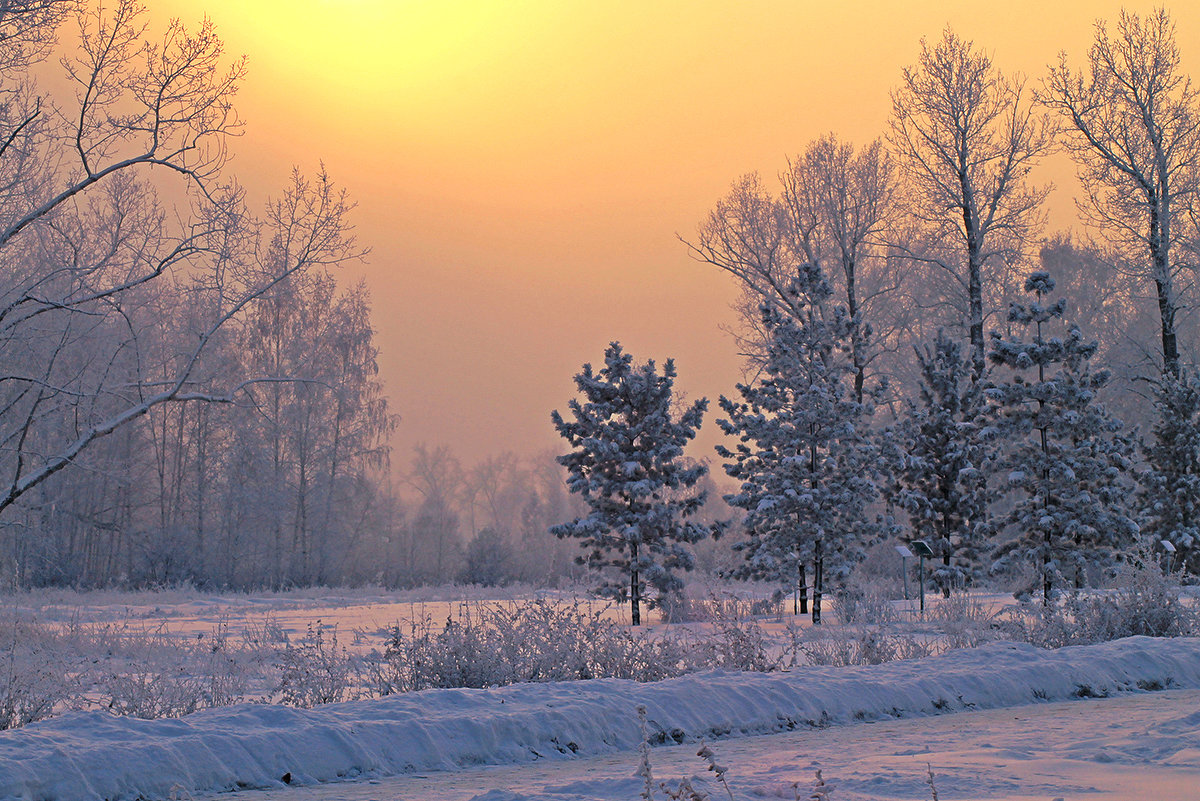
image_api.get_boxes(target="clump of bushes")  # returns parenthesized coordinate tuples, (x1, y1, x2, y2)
(834, 580, 900, 626)
(999, 556, 1199, 648)
(801, 625, 935, 667)
(366, 597, 783, 694)
(0, 613, 76, 730)
(1, 596, 801, 730)
(0, 613, 259, 727)
(3, 561, 1198, 731)
(278, 622, 357, 708)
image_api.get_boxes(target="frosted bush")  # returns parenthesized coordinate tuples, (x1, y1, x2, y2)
(834, 582, 899, 626)
(369, 599, 696, 693)
(1000, 557, 1199, 648)
(241, 614, 290, 649)
(688, 598, 780, 672)
(277, 622, 359, 708)
(103, 669, 211, 719)
(658, 592, 709, 624)
(0, 613, 78, 730)
(926, 592, 999, 650)
(801, 626, 934, 667)
(90, 618, 256, 717)
(926, 592, 993, 626)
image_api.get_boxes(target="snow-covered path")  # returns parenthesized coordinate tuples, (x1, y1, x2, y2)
(213, 689, 1200, 801)
(4, 637, 1200, 801)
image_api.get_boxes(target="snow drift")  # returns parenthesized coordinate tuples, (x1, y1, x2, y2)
(3, 636, 1199, 801)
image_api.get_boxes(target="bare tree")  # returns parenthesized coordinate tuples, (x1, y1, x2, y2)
(405, 443, 464, 584)
(686, 173, 800, 348)
(686, 136, 903, 397)
(0, 2, 362, 522)
(781, 135, 899, 401)
(1041, 8, 1200, 378)
(889, 27, 1054, 378)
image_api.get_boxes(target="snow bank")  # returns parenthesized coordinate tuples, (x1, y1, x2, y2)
(3, 636, 1199, 801)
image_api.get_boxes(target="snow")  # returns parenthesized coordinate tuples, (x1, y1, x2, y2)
(3, 636, 1200, 801)
(6, 585, 635, 645)
(219, 689, 1200, 801)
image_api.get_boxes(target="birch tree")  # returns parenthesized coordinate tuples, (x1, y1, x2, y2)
(1041, 8, 1200, 378)
(890, 28, 1053, 379)
(0, 2, 361, 525)
(781, 136, 900, 402)
(686, 136, 904, 390)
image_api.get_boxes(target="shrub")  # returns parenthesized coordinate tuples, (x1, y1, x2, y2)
(688, 598, 780, 672)
(999, 555, 1199, 648)
(0, 613, 78, 730)
(834, 581, 899, 626)
(926, 592, 999, 650)
(277, 622, 359, 708)
(801, 626, 934, 667)
(368, 599, 697, 693)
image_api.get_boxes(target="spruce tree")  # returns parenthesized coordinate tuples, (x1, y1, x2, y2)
(1140, 370, 1200, 575)
(889, 330, 990, 596)
(551, 343, 715, 625)
(717, 265, 881, 624)
(986, 272, 1138, 603)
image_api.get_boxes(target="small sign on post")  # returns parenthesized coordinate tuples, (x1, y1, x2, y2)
(910, 540, 935, 615)
(1162, 539, 1177, 573)
(895, 544, 914, 601)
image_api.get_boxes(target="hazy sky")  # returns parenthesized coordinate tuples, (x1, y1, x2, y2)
(153, 1, 1200, 467)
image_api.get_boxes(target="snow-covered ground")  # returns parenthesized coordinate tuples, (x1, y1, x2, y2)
(3, 636, 1199, 801)
(216, 689, 1200, 801)
(4, 585, 628, 647)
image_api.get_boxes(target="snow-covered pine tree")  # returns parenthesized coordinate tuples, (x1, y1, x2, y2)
(1139, 370, 1200, 575)
(551, 343, 716, 625)
(717, 264, 882, 624)
(986, 272, 1138, 604)
(889, 330, 990, 596)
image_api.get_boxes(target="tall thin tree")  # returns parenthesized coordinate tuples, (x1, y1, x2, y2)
(1041, 8, 1200, 378)
(890, 28, 1053, 379)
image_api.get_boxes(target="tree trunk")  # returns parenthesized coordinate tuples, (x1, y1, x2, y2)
(1156, 275, 1179, 377)
(1043, 530, 1053, 607)
(940, 512, 953, 598)
(846, 256, 866, 404)
(812, 539, 824, 625)
(960, 182, 986, 381)
(1151, 201, 1180, 377)
(630, 541, 641, 626)
(797, 562, 809, 615)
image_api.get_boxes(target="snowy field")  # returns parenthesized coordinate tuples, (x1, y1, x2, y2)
(3, 630, 1200, 800)
(5, 584, 626, 642)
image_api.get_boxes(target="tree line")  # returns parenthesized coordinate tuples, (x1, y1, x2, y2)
(552, 9, 1200, 621)
(7, 4, 1200, 599)
(0, 2, 619, 591)
(0, 0, 403, 588)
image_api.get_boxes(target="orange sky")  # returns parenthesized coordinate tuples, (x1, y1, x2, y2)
(153, 1, 1200, 467)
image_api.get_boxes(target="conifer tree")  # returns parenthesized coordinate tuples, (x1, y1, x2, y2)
(889, 330, 991, 595)
(1140, 370, 1200, 575)
(717, 265, 882, 624)
(986, 272, 1138, 604)
(551, 343, 715, 625)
